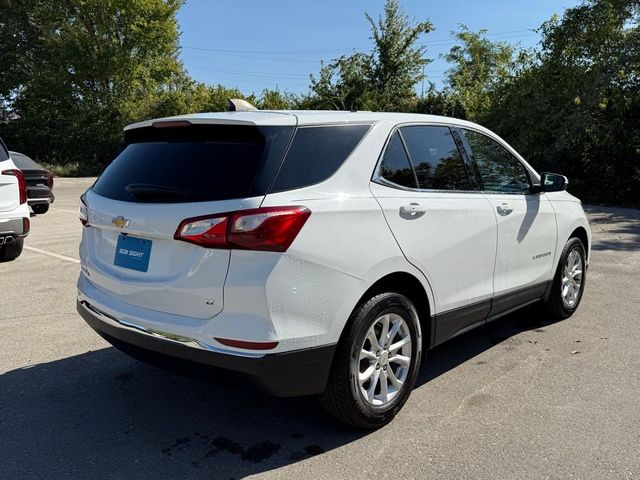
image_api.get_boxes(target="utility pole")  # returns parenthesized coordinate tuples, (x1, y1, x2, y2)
(421, 64, 425, 99)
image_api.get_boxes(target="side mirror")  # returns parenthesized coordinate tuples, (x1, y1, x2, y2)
(532, 172, 568, 193)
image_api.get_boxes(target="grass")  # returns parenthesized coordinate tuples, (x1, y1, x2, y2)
(41, 162, 102, 177)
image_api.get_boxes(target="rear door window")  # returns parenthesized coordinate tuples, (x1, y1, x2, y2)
(377, 131, 417, 188)
(92, 125, 294, 203)
(400, 126, 472, 191)
(269, 124, 370, 193)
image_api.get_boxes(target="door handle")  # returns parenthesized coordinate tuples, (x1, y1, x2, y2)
(399, 203, 426, 216)
(496, 202, 513, 216)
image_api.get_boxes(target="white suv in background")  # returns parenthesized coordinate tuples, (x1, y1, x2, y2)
(0, 138, 30, 261)
(76, 110, 590, 428)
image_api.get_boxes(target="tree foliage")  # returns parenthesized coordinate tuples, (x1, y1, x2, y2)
(486, 0, 640, 205)
(0, 0, 186, 172)
(443, 25, 516, 121)
(309, 0, 432, 111)
(0, 0, 638, 207)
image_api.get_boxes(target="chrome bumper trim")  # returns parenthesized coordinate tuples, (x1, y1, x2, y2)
(78, 299, 265, 359)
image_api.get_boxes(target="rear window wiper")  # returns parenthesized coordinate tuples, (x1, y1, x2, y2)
(125, 183, 191, 200)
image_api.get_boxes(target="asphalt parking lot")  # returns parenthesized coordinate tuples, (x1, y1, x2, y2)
(1, 178, 639, 480)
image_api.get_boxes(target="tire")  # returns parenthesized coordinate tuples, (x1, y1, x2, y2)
(320, 292, 423, 429)
(32, 203, 49, 214)
(542, 237, 586, 319)
(0, 238, 24, 262)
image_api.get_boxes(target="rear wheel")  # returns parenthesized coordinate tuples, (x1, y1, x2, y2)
(0, 238, 24, 262)
(32, 203, 49, 214)
(320, 292, 422, 429)
(542, 237, 586, 319)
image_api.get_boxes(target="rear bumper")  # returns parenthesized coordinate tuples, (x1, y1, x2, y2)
(0, 217, 29, 242)
(77, 299, 336, 397)
(26, 185, 54, 204)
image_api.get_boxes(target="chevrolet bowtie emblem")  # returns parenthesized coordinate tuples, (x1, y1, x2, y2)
(112, 216, 130, 228)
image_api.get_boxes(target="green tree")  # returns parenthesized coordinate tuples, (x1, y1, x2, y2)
(0, 0, 186, 173)
(414, 84, 466, 118)
(309, 0, 432, 111)
(485, 0, 640, 206)
(256, 89, 298, 110)
(443, 25, 516, 121)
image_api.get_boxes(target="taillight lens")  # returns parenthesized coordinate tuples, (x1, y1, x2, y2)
(176, 215, 228, 248)
(175, 206, 311, 252)
(79, 194, 88, 226)
(2, 169, 27, 204)
(47, 173, 54, 189)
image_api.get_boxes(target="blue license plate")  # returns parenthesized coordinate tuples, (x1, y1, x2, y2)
(114, 234, 152, 272)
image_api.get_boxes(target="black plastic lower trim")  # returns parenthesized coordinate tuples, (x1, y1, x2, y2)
(488, 282, 549, 319)
(77, 300, 336, 397)
(434, 300, 491, 345)
(432, 281, 551, 346)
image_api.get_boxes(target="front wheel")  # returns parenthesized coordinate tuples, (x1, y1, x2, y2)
(320, 292, 422, 429)
(542, 237, 586, 319)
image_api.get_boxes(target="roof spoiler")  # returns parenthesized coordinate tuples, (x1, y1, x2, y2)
(227, 99, 258, 112)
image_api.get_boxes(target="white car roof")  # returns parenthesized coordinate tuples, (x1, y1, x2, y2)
(124, 110, 487, 132)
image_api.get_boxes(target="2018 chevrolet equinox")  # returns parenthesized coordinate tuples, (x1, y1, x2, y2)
(77, 109, 590, 428)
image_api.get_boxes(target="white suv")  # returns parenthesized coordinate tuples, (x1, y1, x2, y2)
(0, 138, 30, 261)
(77, 110, 590, 428)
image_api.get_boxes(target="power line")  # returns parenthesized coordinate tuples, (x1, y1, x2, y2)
(180, 28, 538, 56)
(187, 64, 312, 79)
(181, 27, 534, 93)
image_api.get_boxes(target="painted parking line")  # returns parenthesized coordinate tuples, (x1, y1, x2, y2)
(51, 207, 79, 214)
(24, 245, 80, 264)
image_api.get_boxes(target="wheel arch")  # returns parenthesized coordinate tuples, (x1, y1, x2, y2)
(569, 226, 589, 262)
(340, 271, 434, 353)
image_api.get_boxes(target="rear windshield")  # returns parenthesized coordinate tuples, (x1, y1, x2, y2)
(9, 152, 41, 170)
(92, 125, 294, 203)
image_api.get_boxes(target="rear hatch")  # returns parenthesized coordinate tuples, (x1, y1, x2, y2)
(8, 152, 51, 188)
(22, 171, 50, 188)
(82, 121, 295, 319)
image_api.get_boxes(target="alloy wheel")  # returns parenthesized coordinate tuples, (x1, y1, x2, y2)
(561, 248, 583, 308)
(353, 313, 412, 407)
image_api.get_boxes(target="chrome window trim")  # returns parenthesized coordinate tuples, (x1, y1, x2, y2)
(371, 121, 482, 195)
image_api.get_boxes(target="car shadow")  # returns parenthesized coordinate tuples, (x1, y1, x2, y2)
(583, 205, 640, 252)
(1, 305, 561, 479)
(416, 303, 562, 387)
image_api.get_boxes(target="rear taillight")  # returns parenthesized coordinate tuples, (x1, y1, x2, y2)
(47, 174, 54, 189)
(175, 206, 311, 252)
(2, 169, 27, 204)
(79, 194, 88, 226)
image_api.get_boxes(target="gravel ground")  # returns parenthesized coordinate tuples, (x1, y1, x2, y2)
(1, 179, 639, 480)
